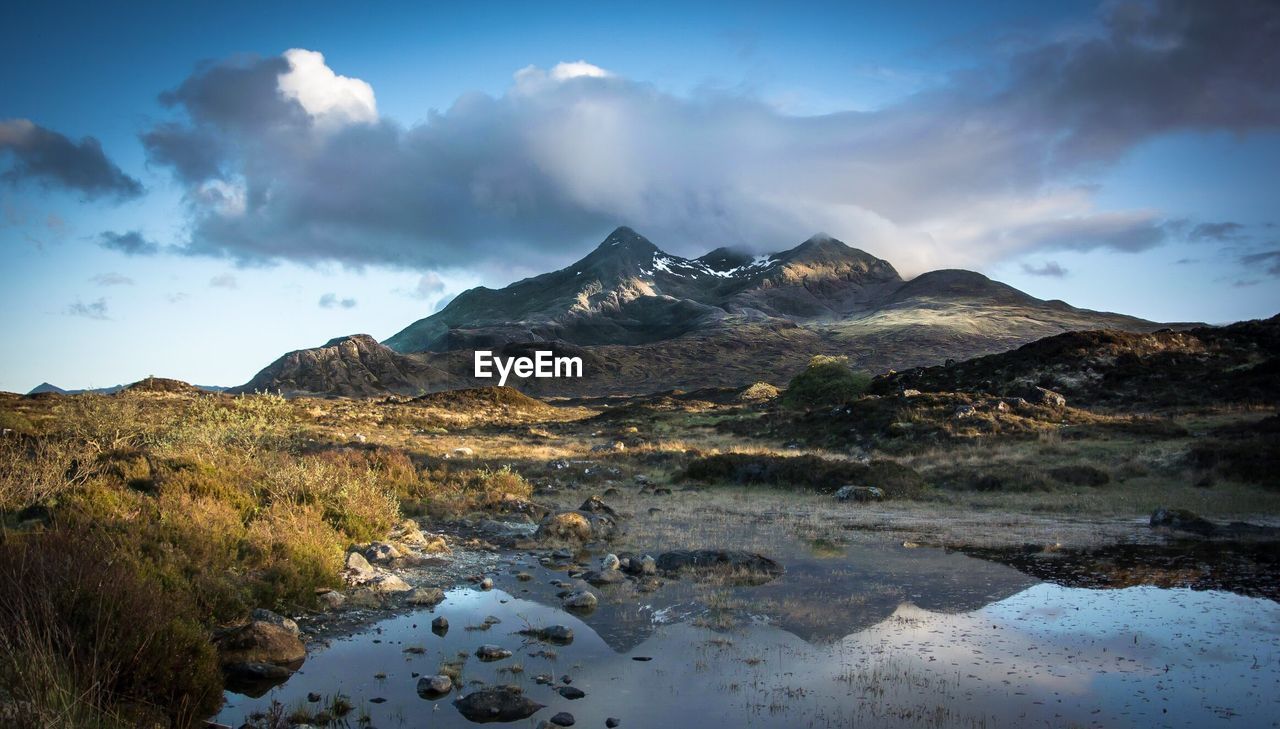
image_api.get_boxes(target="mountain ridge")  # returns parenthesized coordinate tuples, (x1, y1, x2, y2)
(236, 226, 1185, 397)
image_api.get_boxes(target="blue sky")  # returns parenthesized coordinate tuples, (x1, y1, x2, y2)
(2, 0, 1277, 391)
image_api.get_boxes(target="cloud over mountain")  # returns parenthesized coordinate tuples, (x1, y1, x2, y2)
(141, 0, 1280, 275)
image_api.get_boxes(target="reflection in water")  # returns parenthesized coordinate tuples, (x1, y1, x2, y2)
(218, 546, 1280, 728)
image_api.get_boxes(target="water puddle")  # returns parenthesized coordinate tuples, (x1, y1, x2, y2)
(217, 544, 1280, 728)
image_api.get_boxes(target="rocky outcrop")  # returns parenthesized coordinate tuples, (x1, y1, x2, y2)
(228, 334, 453, 397)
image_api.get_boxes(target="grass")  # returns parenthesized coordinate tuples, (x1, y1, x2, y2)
(0, 389, 540, 725)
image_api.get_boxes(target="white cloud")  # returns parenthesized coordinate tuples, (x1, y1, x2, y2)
(278, 49, 378, 128)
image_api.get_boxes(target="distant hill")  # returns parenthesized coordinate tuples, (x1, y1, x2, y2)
(870, 315, 1280, 409)
(25, 379, 225, 396)
(235, 226, 1182, 398)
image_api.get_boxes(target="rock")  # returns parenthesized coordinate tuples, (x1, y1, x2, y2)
(452, 447, 474, 457)
(900, 389, 922, 397)
(344, 551, 376, 581)
(590, 441, 626, 453)
(834, 485, 884, 503)
(607, 719, 620, 728)
(480, 577, 494, 590)
(578, 495, 619, 518)
(534, 673, 554, 685)
(557, 686, 585, 700)
(431, 616, 449, 635)
(601, 553, 620, 571)
(583, 569, 625, 586)
(407, 587, 446, 607)
(1150, 507, 1216, 536)
(535, 510, 617, 543)
(417, 674, 453, 698)
(952, 404, 976, 419)
(549, 711, 576, 726)
(317, 590, 346, 610)
(655, 550, 783, 584)
(476, 644, 513, 661)
(633, 474, 651, 486)
(367, 573, 412, 593)
(518, 625, 574, 644)
(250, 608, 299, 636)
(561, 590, 598, 611)
(619, 554, 657, 576)
(214, 620, 306, 667)
(516, 572, 533, 581)
(364, 541, 402, 564)
(1021, 386, 1067, 408)
(453, 687, 544, 722)
(652, 487, 672, 496)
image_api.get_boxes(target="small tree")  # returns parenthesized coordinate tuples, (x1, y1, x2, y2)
(780, 355, 871, 408)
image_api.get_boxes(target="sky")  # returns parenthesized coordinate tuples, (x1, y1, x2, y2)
(1, 0, 1278, 392)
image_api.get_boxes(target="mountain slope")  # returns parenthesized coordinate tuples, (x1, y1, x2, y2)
(239, 226, 1181, 397)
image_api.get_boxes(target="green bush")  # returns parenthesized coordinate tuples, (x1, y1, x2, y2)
(781, 355, 872, 408)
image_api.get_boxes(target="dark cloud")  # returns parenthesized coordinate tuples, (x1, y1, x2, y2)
(998, 0, 1280, 165)
(90, 272, 135, 286)
(141, 122, 225, 184)
(65, 298, 109, 320)
(1021, 261, 1068, 277)
(1240, 249, 1280, 277)
(140, 0, 1280, 274)
(1188, 222, 1246, 242)
(99, 230, 161, 256)
(0, 119, 142, 200)
(318, 293, 356, 309)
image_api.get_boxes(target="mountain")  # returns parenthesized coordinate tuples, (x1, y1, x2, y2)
(26, 382, 69, 395)
(231, 334, 456, 397)
(238, 226, 1180, 397)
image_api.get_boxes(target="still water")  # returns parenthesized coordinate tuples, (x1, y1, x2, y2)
(216, 544, 1280, 728)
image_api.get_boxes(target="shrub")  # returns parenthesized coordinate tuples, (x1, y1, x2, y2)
(0, 529, 223, 727)
(780, 355, 872, 408)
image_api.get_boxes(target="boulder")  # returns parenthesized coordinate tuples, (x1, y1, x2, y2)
(344, 551, 376, 582)
(364, 541, 402, 564)
(367, 573, 412, 593)
(407, 587, 446, 607)
(417, 674, 453, 698)
(561, 590, 598, 611)
(317, 590, 346, 610)
(535, 510, 617, 543)
(655, 550, 783, 584)
(214, 620, 306, 667)
(1150, 507, 1216, 536)
(834, 485, 885, 503)
(578, 495, 619, 518)
(619, 554, 657, 576)
(453, 687, 544, 722)
(1021, 386, 1067, 408)
(550, 711, 576, 726)
(475, 644, 512, 661)
(601, 553, 620, 570)
(583, 569, 625, 586)
(249, 608, 299, 636)
(518, 625, 574, 644)
(431, 616, 449, 635)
